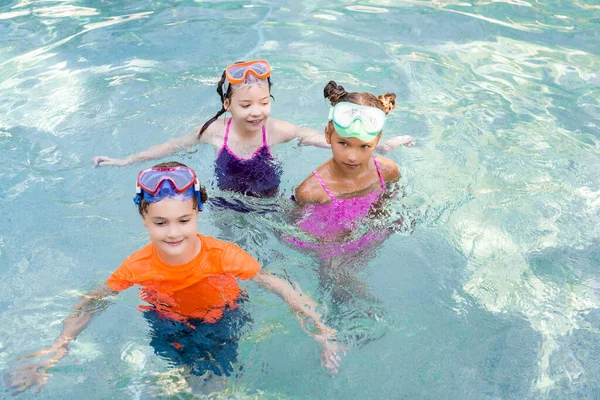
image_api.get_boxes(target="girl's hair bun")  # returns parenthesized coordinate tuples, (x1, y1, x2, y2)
(324, 81, 348, 105)
(377, 93, 397, 114)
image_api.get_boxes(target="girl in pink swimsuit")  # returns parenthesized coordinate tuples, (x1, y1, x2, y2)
(294, 81, 402, 250)
(292, 81, 406, 346)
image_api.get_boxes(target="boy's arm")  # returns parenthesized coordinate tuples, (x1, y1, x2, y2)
(92, 130, 204, 167)
(3, 284, 116, 395)
(252, 270, 343, 374)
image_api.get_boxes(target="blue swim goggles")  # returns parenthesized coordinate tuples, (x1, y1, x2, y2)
(329, 102, 386, 142)
(134, 166, 203, 211)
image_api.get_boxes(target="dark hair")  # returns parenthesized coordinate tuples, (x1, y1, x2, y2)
(198, 61, 274, 138)
(323, 80, 396, 115)
(137, 161, 208, 216)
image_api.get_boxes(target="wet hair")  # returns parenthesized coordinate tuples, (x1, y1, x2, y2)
(323, 80, 396, 116)
(198, 62, 274, 138)
(137, 161, 208, 216)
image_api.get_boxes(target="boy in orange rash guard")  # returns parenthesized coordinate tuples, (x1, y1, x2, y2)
(106, 233, 259, 324)
(4, 161, 341, 396)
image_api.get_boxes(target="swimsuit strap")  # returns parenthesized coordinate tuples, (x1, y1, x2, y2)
(223, 118, 232, 146)
(312, 170, 336, 200)
(373, 156, 386, 189)
(262, 124, 268, 147)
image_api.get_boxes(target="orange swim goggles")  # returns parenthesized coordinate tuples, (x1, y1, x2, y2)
(222, 60, 271, 97)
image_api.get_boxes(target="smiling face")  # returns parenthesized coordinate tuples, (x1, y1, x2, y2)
(142, 197, 199, 265)
(326, 123, 380, 173)
(224, 83, 271, 133)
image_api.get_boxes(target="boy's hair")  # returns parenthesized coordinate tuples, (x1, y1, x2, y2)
(137, 161, 209, 216)
(198, 61, 274, 138)
(323, 80, 396, 114)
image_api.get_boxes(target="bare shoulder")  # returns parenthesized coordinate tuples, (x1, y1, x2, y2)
(294, 170, 330, 205)
(197, 117, 227, 146)
(375, 156, 401, 182)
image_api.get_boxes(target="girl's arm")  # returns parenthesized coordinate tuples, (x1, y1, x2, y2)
(376, 135, 416, 154)
(270, 119, 415, 153)
(271, 119, 330, 148)
(3, 285, 116, 395)
(252, 270, 343, 374)
(92, 130, 205, 168)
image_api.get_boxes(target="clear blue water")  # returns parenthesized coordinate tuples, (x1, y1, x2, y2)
(1, 0, 600, 399)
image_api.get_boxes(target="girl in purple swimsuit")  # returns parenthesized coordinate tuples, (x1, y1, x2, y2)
(292, 81, 407, 345)
(92, 60, 415, 198)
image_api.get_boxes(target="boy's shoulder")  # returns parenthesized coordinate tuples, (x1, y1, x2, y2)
(198, 234, 249, 259)
(199, 234, 236, 251)
(125, 242, 154, 265)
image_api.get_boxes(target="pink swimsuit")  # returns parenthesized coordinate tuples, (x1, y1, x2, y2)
(292, 157, 388, 258)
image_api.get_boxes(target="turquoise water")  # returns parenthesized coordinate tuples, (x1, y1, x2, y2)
(1, 0, 600, 398)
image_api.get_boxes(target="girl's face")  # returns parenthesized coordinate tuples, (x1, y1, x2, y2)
(224, 83, 271, 133)
(326, 125, 380, 173)
(142, 197, 199, 265)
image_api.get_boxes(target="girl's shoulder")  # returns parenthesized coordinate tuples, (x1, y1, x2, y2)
(374, 156, 401, 182)
(294, 164, 332, 205)
(198, 117, 228, 145)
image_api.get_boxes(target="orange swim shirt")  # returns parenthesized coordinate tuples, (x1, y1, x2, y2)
(106, 234, 260, 323)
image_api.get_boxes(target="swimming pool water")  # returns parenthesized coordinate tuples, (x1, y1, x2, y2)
(1, 0, 600, 399)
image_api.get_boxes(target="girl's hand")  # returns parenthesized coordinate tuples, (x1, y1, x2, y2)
(378, 135, 416, 154)
(91, 155, 129, 168)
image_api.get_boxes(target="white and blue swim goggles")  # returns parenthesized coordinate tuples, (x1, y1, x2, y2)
(328, 102, 386, 142)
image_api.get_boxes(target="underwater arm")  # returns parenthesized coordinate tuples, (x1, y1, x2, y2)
(92, 130, 202, 167)
(3, 284, 116, 395)
(252, 270, 343, 373)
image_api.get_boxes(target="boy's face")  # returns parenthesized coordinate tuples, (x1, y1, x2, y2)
(142, 197, 199, 265)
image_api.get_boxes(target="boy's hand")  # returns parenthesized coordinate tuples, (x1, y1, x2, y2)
(3, 343, 68, 395)
(91, 155, 128, 168)
(320, 340, 345, 374)
(3, 361, 53, 395)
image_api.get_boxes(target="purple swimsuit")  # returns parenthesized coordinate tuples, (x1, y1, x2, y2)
(214, 119, 281, 197)
(291, 157, 388, 257)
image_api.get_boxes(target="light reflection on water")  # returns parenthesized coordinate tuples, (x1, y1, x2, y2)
(0, 0, 600, 398)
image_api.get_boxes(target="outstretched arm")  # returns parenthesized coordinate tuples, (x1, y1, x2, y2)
(272, 119, 330, 148)
(376, 135, 416, 154)
(92, 130, 203, 167)
(272, 119, 415, 153)
(252, 270, 343, 374)
(3, 285, 116, 395)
